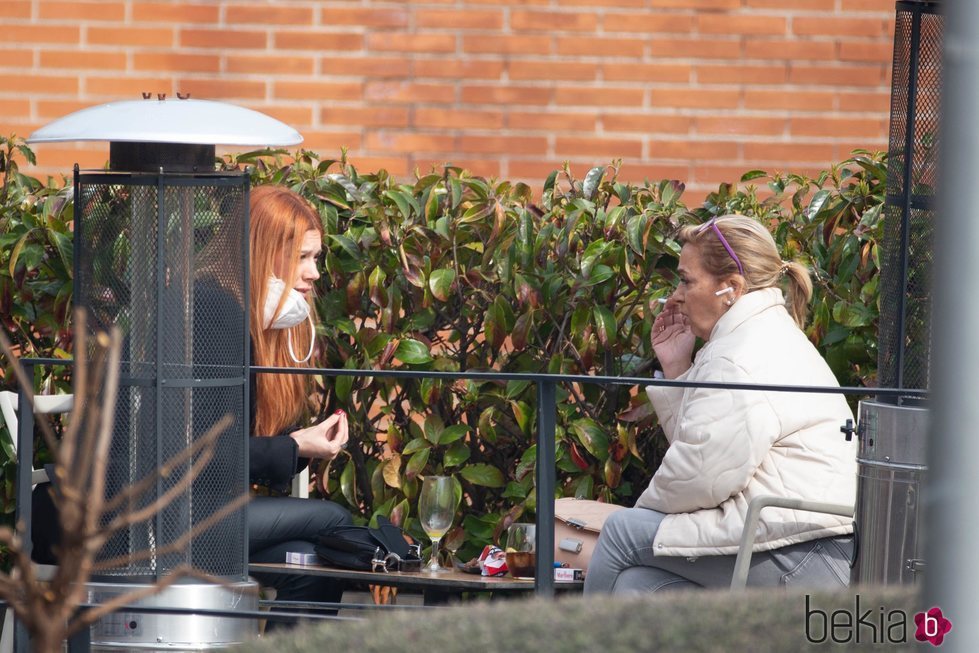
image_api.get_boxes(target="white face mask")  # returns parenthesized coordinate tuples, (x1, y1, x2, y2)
(263, 276, 315, 363)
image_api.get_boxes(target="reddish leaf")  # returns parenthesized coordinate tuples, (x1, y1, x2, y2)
(570, 442, 589, 471)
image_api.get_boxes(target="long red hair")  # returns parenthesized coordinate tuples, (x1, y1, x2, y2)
(249, 185, 323, 436)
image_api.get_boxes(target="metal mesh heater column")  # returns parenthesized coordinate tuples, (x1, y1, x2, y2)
(852, 0, 941, 586)
(74, 168, 250, 581)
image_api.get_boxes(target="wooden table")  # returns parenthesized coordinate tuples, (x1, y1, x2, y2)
(249, 562, 583, 605)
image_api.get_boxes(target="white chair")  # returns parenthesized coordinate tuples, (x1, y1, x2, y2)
(0, 391, 74, 486)
(730, 495, 855, 590)
(0, 390, 73, 653)
(290, 467, 310, 499)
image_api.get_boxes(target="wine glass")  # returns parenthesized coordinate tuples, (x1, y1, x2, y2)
(419, 475, 455, 573)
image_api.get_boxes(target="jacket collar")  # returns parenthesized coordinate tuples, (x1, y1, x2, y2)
(708, 287, 785, 342)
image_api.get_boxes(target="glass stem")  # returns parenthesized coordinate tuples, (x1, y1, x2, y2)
(428, 537, 442, 568)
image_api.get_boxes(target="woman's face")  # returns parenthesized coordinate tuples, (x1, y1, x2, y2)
(280, 229, 322, 296)
(671, 243, 733, 340)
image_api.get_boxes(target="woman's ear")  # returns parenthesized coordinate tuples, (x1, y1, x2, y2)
(727, 275, 747, 298)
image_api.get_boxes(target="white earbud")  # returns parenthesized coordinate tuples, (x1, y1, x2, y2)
(714, 287, 734, 297)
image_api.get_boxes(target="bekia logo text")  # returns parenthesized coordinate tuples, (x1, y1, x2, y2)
(805, 595, 952, 646)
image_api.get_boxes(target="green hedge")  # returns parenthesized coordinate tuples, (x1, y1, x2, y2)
(0, 139, 886, 563)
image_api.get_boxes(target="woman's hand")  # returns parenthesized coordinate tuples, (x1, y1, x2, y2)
(652, 300, 695, 378)
(289, 410, 349, 461)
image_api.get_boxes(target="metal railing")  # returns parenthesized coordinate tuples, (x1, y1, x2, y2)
(9, 356, 928, 650)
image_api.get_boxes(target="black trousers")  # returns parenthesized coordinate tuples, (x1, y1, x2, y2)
(248, 495, 352, 607)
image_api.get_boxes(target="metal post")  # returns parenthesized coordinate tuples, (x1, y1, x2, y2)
(534, 380, 556, 597)
(926, 0, 979, 648)
(13, 361, 34, 653)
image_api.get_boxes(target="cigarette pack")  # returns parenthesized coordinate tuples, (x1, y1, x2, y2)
(554, 567, 584, 582)
(285, 552, 320, 566)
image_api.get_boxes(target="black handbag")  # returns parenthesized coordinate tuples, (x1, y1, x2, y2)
(315, 515, 422, 572)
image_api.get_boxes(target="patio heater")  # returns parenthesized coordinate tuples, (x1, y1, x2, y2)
(27, 96, 302, 649)
(849, 0, 941, 586)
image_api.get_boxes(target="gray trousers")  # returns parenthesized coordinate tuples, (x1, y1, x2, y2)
(583, 506, 853, 595)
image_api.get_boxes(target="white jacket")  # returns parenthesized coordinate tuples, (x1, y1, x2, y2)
(639, 288, 857, 557)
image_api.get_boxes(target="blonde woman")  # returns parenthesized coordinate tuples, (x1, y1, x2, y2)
(585, 215, 857, 594)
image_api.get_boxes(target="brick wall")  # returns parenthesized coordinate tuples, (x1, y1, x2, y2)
(1, 0, 896, 201)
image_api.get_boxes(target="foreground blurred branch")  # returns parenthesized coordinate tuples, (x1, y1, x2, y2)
(0, 311, 251, 653)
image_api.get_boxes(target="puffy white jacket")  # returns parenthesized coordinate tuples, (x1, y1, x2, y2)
(638, 288, 857, 557)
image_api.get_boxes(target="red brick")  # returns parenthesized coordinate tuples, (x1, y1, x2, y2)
(365, 81, 455, 103)
(227, 55, 314, 75)
(617, 163, 691, 181)
(247, 104, 314, 127)
(556, 137, 641, 158)
(347, 155, 410, 176)
(301, 130, 362, 151)
(790, 117, 887, 139)
(793, 17, 888, 38)
(414, 59, 505, 80)
(744, 89, 836, 111)
(40, 1, 124, 21)
(557, 36, 645, 58)
(30, 145, 108, 171)
(325, 56, 411, 78)
(368, 33, 456, 54)
(651, 0, 740, 8)
(414, 108, 504, 130)
(695, 164, 768, 182)
(133, 53, 220, 73)
(838, 91, 890, 113)
(226, 5, 313, 25)
(89, 27, 174, 47)
(555, 86, 644, 108)
(696, 64, 787, 84)
(463, 35, 550, 56)
(509, 159, 576, 180)
(458, 135, 547, 155)
(0, 73, 78, 94)
(133, 3, 219, 23)
(274, 31, 363, 52)
(652, 88, 740, 109)
(465, 0, 549, 6)
(743, 142, 837, 163)
(603, 63, 691, 83)
(650, 38, 741, 59)
(651, 140, 739, 160)
(835, 140, 887, 159)
(0, 98, 31, 117)
(509, 61, 599, 82)
(841, 0, 895, 10)
(744, 38, 836, 61)
(320, 7, 411, 28)
(604, 12, 694, 33)
(366, 132, 458, 154)
(0, 49, 34, 68)
(697, 116, 787, 136)
(415, 158, 502, 179)
(180, 29, 266, 49)
(40, 50, 126, 70)
(324, 106, 410, 128)
(0, 26, 80, 45)
(697, 15, 787, 36)
(561, 0, 646, 6)
(275, 80, 363, 102)
(0, 1, 31, 19)
(176, 79, 266, 100)
(746, 0, 834, 8)
(511, 10, 598, 32)
(839, 41, 893, 63)
(603, 113, 692, 134)
(461, 85, 551, 106)
(416, 9, 503, 30)
(85, 76, 174, 97)
(509, 111, 596, 132)
(789, 64, 885, 87)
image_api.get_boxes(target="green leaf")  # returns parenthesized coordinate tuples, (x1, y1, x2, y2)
(406, 448, 431, 479)
(429, 268, 456, 302)
(443, 441, 471, 468)
(401, 438, 432, 456)
(395, 338, 433, 364)
(740, 170, 768, 182)
(582, 166, 605, 200)
(328, 234, 362, 261)
(423, 413, 445, 443)
(340, 461, 357, 506)
(459, 463, 505, 488)
(571, 417, 610, 461)
(438, 424, 471, 445)
(593, 306, 617, 347)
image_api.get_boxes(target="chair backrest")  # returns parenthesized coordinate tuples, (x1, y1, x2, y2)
(0, 390, 74, 461)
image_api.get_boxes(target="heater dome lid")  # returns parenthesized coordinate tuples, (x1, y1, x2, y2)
(27, 98, 303, 146)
